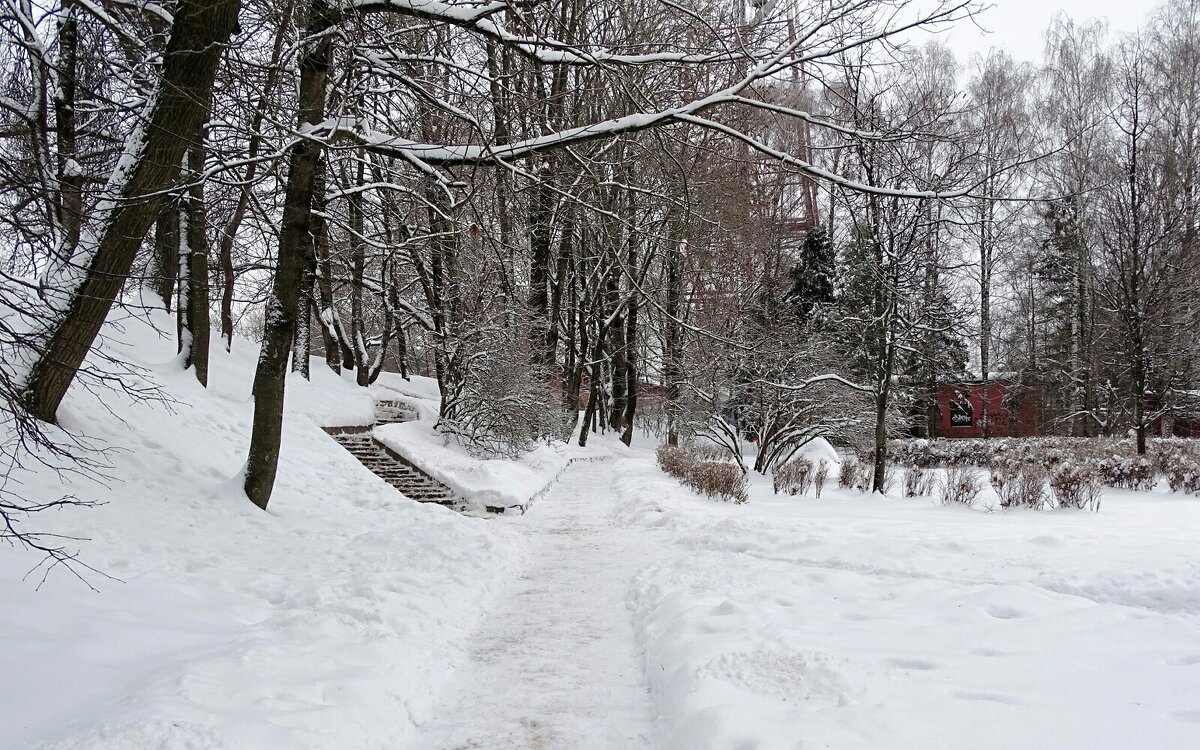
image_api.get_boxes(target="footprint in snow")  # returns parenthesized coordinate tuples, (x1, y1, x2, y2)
(1028, 535, 1063, 547)
(711, 600, 742, 616)
(986, 604, 1028, 620)
(887, 658, 939, 671)
(953, 690, 1016, 705)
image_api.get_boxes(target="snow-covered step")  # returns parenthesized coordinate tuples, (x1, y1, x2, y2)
(324, 400, 463, 510)
(374, 400, 419, 425)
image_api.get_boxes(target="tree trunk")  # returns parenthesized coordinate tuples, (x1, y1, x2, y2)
(578, 320, 607, 448)
(425, 182, 460, 415)
(292, 296, 312, 379)
(607, 264, 628, 432)
(872, 389, 889, 493)
(291, 226, 316, 379)
(529, 174, 555, 366)
(54, 0, 83, 256)
(244, 0, 334, 510)
(312, 159, 340, 374)
(151, 201, 180, 310)
(979, 202, 992, 438)
(621, 287, 639, 446)
(178, 141, 210, 386)
(664, 234, 684, 447)
(395, 326, 409, 379)
(348, 160, 370, 386)
(563, 263, 584, 415)
(547, 209, 573, 376)
(22, 0, 241, 424)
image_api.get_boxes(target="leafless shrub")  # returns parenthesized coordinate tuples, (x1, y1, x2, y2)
(773, 458, 814, 496)
(996, 467, 1048, 509)
(838, 457, 860, 489)
(656, 444, 692, 477)
(989, 464, 1010, 498)
(1049, 462, 1102, 511)
(865, 463, 896, 494)
(854, 466, 872, 492)
(688, 461, 749, 504)
(813, 460, 830, 499)
(940, 467, 983, 506)
(892, 436, 1200, 478)
(656, 444, 748, 504)
(690, 439, 740, 464)
(1156, 442, 1200, 494)
(439, 342, 569, 459)
(1095, 455, 1156, 490)
(1015, 470, 1049, 509)
(1165, 460, 1200, 494)
(903, 466, 934, 497)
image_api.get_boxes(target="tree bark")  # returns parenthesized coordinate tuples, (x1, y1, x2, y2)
(291, 226, 316, 379)
(528, 174, 555, 366)
(348, 160, 370, 386)
(979, 200, 993, 438)
(607, 257, 628, 432)
(311, 159, 340, 374)
(54, 0, 83, 256)
(664, 233, 684, 447)
(151, 202, 180, 310)
(22, 0, 241, 423)
(244, 0, 334, 510)
(178, 141, 210, 386)
(621, 277, 640, 446)
(578, 318, 607, 448)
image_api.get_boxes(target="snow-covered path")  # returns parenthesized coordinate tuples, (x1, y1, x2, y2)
(411, 460, 657, 749)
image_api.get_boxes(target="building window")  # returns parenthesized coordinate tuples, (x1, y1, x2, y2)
(948, 390, 973, 428)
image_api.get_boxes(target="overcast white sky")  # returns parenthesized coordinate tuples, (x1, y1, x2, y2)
(927, 0, 1156, 62)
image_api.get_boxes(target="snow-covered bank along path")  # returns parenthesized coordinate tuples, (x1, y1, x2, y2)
(412, 459, 656, 749)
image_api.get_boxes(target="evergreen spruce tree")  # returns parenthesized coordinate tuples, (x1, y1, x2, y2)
(786, 224, 837, 325)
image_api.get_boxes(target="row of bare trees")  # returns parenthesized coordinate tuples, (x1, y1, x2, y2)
(2, 0, 1198, 544)
(0, 0, 983, 525)
(963, 6, 1200, 456)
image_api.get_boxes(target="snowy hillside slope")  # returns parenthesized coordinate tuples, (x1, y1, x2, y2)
(0, 308, 532, 749)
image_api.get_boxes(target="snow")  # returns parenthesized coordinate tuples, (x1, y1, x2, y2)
(3, 306, 1200, 749)
(791, 435, 841, 465)
(0, 308, 520, 749)
(368, 382, 614, 512)
(411, 459, 655, 749)
(614, 461, 1200, 749)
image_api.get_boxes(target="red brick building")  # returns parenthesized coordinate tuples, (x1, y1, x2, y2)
(934, 379, 1042, 438)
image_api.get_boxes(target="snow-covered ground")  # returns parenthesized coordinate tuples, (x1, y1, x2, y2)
(0, 309, 563, 749)
(615, 460, 1200, 749)
(3, 308, 1199, 749)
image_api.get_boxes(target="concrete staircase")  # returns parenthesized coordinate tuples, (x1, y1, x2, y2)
(326, 400, 463, 510)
